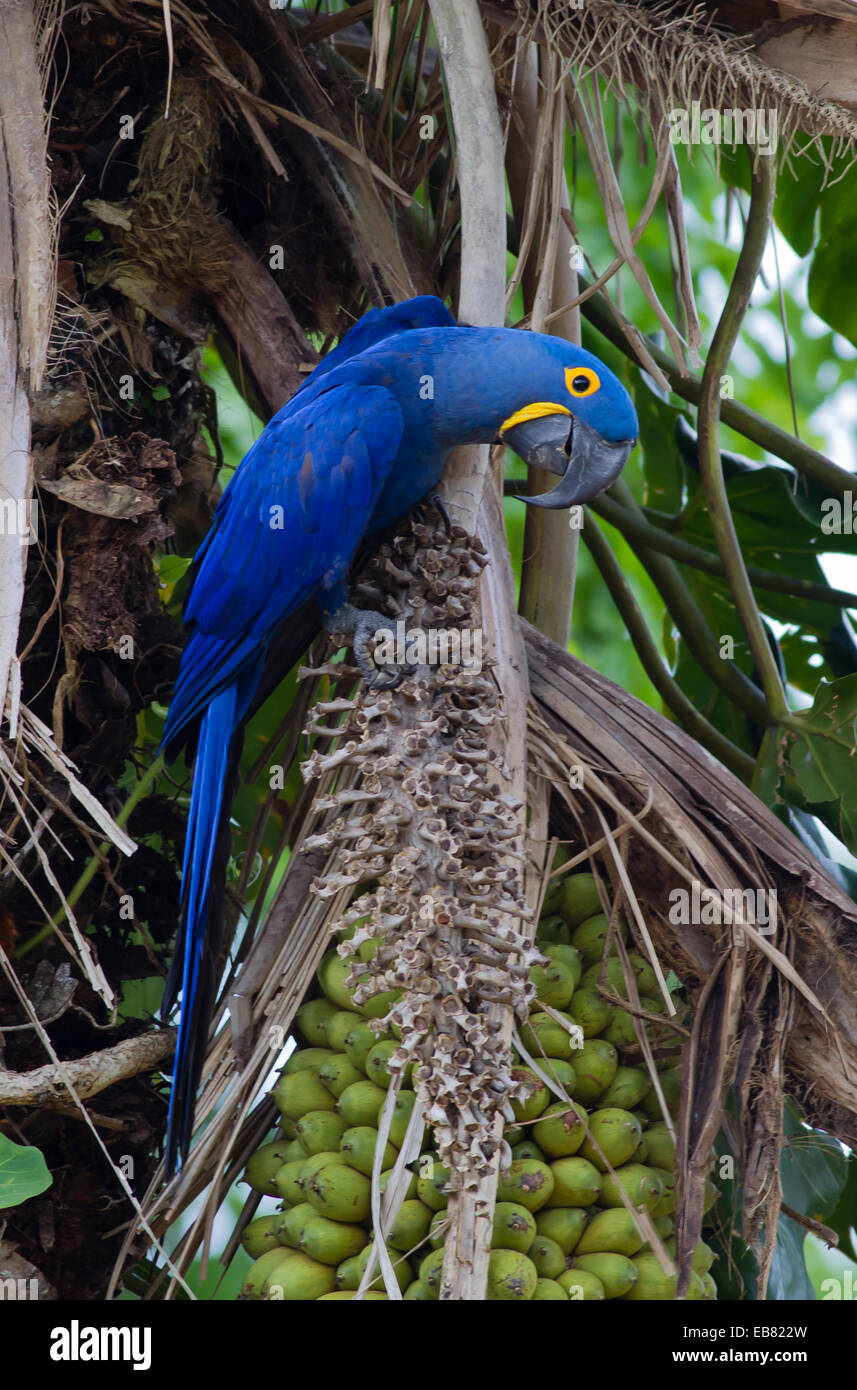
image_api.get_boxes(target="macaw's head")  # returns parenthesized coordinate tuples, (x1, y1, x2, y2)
(495, 334, 638, 509)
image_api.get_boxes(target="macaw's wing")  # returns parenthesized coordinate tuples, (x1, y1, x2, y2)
(163, 382, 403, 756)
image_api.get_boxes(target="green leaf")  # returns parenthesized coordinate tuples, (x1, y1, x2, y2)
(808, 160, 857, 349)
(827, 1157, 857, 1263)
(787, 676, 857, 852)
(632, 382, 687, 513)
(151, 384, 171, 401)
(0, 1133, 52, 1209)
(118, 976, 165, 1022)
(156, 554, 192, 585)
(769, 1104, 849, 1300)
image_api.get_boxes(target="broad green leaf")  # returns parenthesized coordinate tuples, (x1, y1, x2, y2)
(787, 677, 857, 853)
(0, 1133, 52, 1209)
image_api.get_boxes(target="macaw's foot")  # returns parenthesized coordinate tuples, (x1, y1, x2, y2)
(426, 493, 453, 535)
(323, 603, 406, 690)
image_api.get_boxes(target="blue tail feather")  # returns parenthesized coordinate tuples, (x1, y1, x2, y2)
(163, 684, 238, 1175)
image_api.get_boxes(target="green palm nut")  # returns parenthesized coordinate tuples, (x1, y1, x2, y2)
(573, 1252, 638, 1299)
(416, 1155, 452, 1211)
(419, 1248, 445, 1298)
(299, 1151, 348, 1187)
(570, 1039, 618, 1104)
(539, 943, 583, 990)
(623, 1251, 679, 1300)
(299, 1213, 366, 1266)
(273, 1070, 336, 1121)
(241, 1247, 300, 1299)
(245, 1138, 297, 1195)
(486, 1250, 538, 1301)
(306, 1162, 371, 1223)
(535, 1207, 587, 1254)
(317, 1291, 388, 1300)
(632, 1135, 650, 1164)
(529, 1235, 566, 1280)
(579, 1107, 642, 1171)
(640, 1070, 682, 1120)
(699, 1271, 717, 1299)
(602, 1008, 638, 1050)
(536, 914, 571, 945)
(297, 998, 340, 1046)
(283, 1046, 335, 1076)
(581, 953, 657, 1000)
(354, 1243, 412, 1292)
(599, 1163, 663, 1212)
(570, 913, 628, 966)
(324, 1009, 362, 1052)
(241, 1213, 288, 1259)
(387, 1199, 433, 1252)
(344, 1021, 387, 1071)
(538, 1058, 577, 1092)
(496, 1159, 555, 1212)
(511, 1066, 551, 1123)
(428, 1209, 449, 1249)
(273, 1158, 308, 1205)
(295, 1110, 349, 1156)
(650, 1167, 677, 1218)
(510, 1139, 545, 1162)
(653, 1214, 675, 1237)
(316, 950, 358, 1011)
(557, 1268, 605, 1300)
(600, 1066, 653, 1110)
(644, 1122, 676, 1172)
(264, 1252, 337, 1301)
(575, 1208, 645, 1258)
(279, 1114, 299, 1140)
(519, 1012, 576, 1061)
(365, 1038, 399, 1087)
(569, 988, 612, 1037)
(315, 1056, 364, 1098)
(281, 1138, 306, 1163)
(529, 954, 577, 1009)
(385, 1088, 417, 1147)
(380, 1166, 418, 1201)
(337, 1079, 388, 1128)
(281, 1202, 317, 1249)
(664, 1236, 715, 1274)
(403, 1281, 433, 1300)
(560, 873, 603, 927)
(491, 1202, 537, 1253)
(339, 1126, 397, 1176)
(533, 1101, 588, 1158)
(335, 1253, 365, 1291)
(548, 1156, 602, 1207)
(533, 1278, 568, 1300)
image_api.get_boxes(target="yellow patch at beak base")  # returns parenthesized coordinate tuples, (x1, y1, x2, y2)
(499, 401, 571, 434)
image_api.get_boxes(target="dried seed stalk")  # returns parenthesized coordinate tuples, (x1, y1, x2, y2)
(301, 508, 541, 1188)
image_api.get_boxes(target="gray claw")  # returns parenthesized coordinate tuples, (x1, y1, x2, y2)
(324, 602, 405, 688)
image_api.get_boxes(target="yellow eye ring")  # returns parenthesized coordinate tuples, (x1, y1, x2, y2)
(565, 366, 601, 398)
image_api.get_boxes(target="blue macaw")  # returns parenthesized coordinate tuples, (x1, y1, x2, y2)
(160, 295, 638, 1174)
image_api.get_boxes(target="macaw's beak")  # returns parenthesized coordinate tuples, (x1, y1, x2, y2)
(501, 413, 635, 509)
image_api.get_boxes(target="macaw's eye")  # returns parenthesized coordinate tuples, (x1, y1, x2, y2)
(565, 366, 601, 398)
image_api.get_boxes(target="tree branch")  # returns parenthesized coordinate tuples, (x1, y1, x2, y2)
(0, 1029, 175, 1107)
(697, 151, 789, 722)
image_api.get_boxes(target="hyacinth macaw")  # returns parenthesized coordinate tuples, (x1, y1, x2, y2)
(160, 295, 638, 1174)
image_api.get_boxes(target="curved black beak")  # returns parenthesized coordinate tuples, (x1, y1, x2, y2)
(501, 413, 635, 509)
